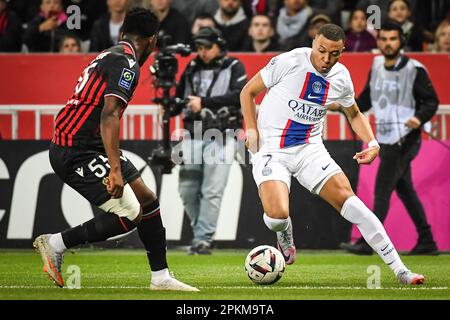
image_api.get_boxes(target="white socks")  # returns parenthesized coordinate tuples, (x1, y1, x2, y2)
(263, 213, 290, 232)
(341, 196, 407, 275)
(49, 233, 67, 253)
(151, 268, 171, 283)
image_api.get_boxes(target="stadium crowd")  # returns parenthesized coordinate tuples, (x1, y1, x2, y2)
(0, 0, 449, 54)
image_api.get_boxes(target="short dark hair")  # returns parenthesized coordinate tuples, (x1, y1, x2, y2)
(121, 7, 159, 38)
(317, 24, 345, 42)
(349, 9, 368, 22)
(59, 33, 81, 51)
(251, 14, 275, 28)
(388, 0, 411, 12)
(194, 12, 215, 21)
(377, 21, 404, 39)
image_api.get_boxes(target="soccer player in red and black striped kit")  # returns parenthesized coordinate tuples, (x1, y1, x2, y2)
(33, 7, 198, 292)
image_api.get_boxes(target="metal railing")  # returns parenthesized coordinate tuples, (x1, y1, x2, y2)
(0, 105, 181, 140)
(0, 104, 449, 140)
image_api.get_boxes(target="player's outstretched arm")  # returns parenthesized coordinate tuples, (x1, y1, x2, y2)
(340, 103, 380, 165)
(240, 72, 266, 154)
(101, 96, 126, 198)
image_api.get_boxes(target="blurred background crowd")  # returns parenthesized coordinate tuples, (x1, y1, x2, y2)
(0, 0, 449, 54)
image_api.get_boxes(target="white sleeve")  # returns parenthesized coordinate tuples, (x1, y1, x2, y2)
(259, 52, 293, 89)
(337, 71, 356, 108)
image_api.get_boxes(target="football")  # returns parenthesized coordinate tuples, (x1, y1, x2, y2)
(245, 245, 286, 285)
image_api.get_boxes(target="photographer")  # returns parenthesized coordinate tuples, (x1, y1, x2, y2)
(171, 27, 247, 255)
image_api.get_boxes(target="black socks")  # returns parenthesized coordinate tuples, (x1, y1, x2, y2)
(61, 212, 135, 248)
(137, 200, 168, 271)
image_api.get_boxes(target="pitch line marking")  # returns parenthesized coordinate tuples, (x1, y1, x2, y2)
(0, 285, 448, 291)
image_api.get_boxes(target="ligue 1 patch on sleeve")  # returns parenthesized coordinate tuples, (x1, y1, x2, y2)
(118, 68, 136, 90)
(265, 57, 278, 70)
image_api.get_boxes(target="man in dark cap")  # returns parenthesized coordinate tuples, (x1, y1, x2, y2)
(171, 27, 247, 255)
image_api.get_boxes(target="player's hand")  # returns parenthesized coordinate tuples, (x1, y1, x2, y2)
(187, 95, 202, 113)
(245, 128, 260, 154)
(405, 116, 421, 129)
(39, 16, 58, 32)
(105, 170, 124, 198)
(353, 145, 380, 165)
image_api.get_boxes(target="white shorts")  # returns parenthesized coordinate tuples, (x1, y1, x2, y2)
(250, 143, 343, 195)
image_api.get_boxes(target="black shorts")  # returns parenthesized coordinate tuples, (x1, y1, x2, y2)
(49, 143, 141, 206)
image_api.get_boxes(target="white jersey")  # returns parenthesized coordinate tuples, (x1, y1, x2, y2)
(258, 47, 355, 150)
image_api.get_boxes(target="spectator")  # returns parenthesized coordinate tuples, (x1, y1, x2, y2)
(149, 0, 190, 45)
(23, 0, 68, 52)
(276, 0, 314, 51)
(241, 0, 282, 19)
(305, 13, 331, 47)
(0, 0, 23, 52)
(8, 0, 40, 24)
(345, 8, 377, 52)
(388, 0, 424, 51)
(432, 20, 450, 53)
(214, 0, 250, 52)
(404, 0, 449, 36)
(172, 27, 247, 255)
(191, 12, 217, 38)
(243, 14, 279, 52)
(309, 0, 342, 25)
(63, 0, 108, 41)
(89, 0, 128, 52)
(171, 0, 218, 27)
(59, 32, 80, 53)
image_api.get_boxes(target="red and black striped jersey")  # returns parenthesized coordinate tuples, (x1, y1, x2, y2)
(52, 39, 140, 150)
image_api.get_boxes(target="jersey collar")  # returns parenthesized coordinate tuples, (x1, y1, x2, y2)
(119, 39, 137, 61)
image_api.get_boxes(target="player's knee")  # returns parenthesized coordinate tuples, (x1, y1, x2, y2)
(99, 184, 141, 222)
(263, 203, 289, 219)
(341, 187, 355, 200)
(332, 181, 354, 208)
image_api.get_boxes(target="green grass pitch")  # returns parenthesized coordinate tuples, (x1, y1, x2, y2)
(0, 249, 449, 300)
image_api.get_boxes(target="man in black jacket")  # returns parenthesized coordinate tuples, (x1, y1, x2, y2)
(149, 0, 190, 46)
(341, 22, 439, 255)
(171, 27, 247, 254)
(89, 0, 128, 52)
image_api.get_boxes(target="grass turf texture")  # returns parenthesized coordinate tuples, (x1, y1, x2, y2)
(0, 249, 449, 300)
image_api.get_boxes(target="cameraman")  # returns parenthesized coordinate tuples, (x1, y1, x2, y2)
(171, 27, 247, 255)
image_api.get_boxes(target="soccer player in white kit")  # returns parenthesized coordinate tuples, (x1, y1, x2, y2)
(240, 24, 424, 285)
